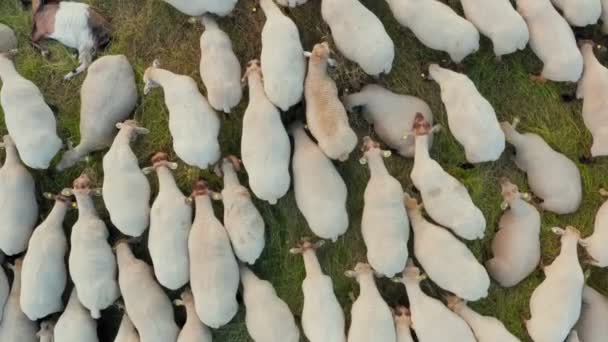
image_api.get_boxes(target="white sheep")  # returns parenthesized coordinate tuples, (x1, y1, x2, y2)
(102, 120, 151, 237)
(304, 42, 357, 161)
(241, 60, 291, 205)
(577, 41, 608, 157)
(217, 156, 266, 264)
(486, 178, 541, 287)
(20, 191, 71, 320)
(447, 296, 520, 342)
(53, 289, 99, 342)
(189, 181, 239, 329)
(574, 285, 608, 342)
(199, 15, 242, 113)
(143, 59, 221, 169)
(291, 122, 349, 242)
(458, 0, 529, 58)
(68, 174, 120, 319)
(0, 51, 61, 169)
(405, 194, 489, 301)
(385, 0, 479, 63)
(342, 84, 434, 158)
(581, 189, 608, 267)
(361, 137, 410, 278)
(276, 0, 309, 7)
(345, 263, 396, 342)
(322, 0, 394, 75)
(160, 0, 237, 16)
(0, 135, 38, 256)
(429, 64, 505, 163)
(0, 24, 17, 52)
(551, 0, 602, 27)
(526, 226, 584, 342)
(144, 152, 192, 290)
(516, 0, 583, 82)
(259, 0, 306, 111)
(501, 119, 582, 214)
(0, 260, 37, 342)
(30, 1, 111, 79)
(290, 239, 346, 342)
(56, 54, 138, 171)
(115, 241, 179, 342)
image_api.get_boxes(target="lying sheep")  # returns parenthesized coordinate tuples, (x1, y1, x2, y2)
(0, 24, 17, 52)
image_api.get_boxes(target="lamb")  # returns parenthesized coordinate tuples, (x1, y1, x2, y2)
(290, 239, 346, 342)
(486, 178, 541, 287)
(458, 0, 529, 58)
(144, 152, 191, 290)
(304, 42, 357, 161)
(361, 136, 410, 278)
(20, 190, 71, 320)
(342, 84, 434, 158)
(240, 266, 300, 342)
(30, 0, 111, 79)
(393, 307, 414, 342)
(291, 122, 348, 242)
(526, 226, 584, 342)
(53, 289, 99, 342)
(446, 296, 520, 342)
(56, 54, 138, 171)
(174, 289, 212, 342)
(428, 64, 505, 163)
(405, 194, 489, 301)
(574, 285, 608, 342)
(0, 260, 37, 342)
(37, 321, 55, 342)
(102, 120, 151, 237)
(551, 0, 602, 27)
(581, 189, 608, 267)
(577, 40, 608, 157)
(0, 135, 38, 256)
(0, 24, 17, 52)
(322, 0, 394, 75)
(241, 60, 291, 205)
(115, 241, 179, 342)
(198, 15, 242, 113)
(217, 156, 265, 265)
(0, 51, 61, 169)
(160, 0, 237, 16)
(259, 0, 306, 111)
(501, 119, 582, 214)
(394, 261, 476, 342)
(276, 0, 308, 7)
(385, 0, 479, 63)
(189, 180, 239, 328)
(516, 0, 583, 82)
(345, 263, 396, 342)
(68, 174, 120, 319)
(143, 59, 221, 168)
(114, 312, 140, 342)
(410, 113, 486, 240)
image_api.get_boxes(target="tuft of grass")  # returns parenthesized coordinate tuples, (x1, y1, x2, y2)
(1, 0, 608, 341)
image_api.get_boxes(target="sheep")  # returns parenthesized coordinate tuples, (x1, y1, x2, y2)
(551, 0, 602, 27)
(322, 0, 394, 75)
(53, 289, 99, 342)
(0, 51, 62, 169)
(276, 0, 308, 7)
(198, 15, 242, 113)
(0, 24, 17, 52)
(304, 42, 357, 161)
(160, 0, 237, 16)
(458, 0, 529, 59)
(30, 0, 111, 80)
(385, 0, 479, 63)
(0, 260, 38, 342)
(174, 289, 212, 342)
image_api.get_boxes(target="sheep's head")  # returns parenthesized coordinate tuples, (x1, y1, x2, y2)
(224, 155, 242, 171)
(361, 136, 381, 153)
(344, 262, 374, 278)
(312, 42, 330, 60)
(36, 321, 54, 339)
(393, 306, 412, 326)
(0, 49, 17, 61)
(412, 113, 432, 136)
(402, 260, 426, 282)
(242, 59, 262, 82)
(552, 226, 581, 239)
(143, 59, 161, 95)
(174, 288, 194, 307)
(116, 120, 149, 139)
(72, 174, 91, 192)
(404, 193, 422, 212)
(289, 237, 325, 254)
(578, 39, 599, 56)
(191, 180, 210, 197)
(499, 177, 526, 206)
(446, 295, 466, 311)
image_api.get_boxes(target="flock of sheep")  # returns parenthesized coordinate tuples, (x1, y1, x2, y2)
(1, 0, 608, 341)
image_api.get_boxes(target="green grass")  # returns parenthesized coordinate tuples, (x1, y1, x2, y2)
(1, 0, 608, 341)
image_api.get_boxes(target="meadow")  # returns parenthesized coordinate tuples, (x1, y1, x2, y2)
(1, 0, 608, 340)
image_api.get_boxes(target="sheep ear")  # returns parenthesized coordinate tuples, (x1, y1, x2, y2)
(344, 270, 357, 278)
(173, 299, 184, 307)
(135, 127, 150, 135)
(116, 122, 124, 130)
(289, 247, 302, 255)
(327, 58, 337, 67)
(152, 59, 161, 68)
(313, 240, 325, 249)
(303, 51, 312, 58)
(551, 227, 566, 236)
(142, 166, 155, 175)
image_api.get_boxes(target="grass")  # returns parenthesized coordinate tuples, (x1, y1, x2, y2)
(1, 0, 608, 341)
